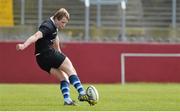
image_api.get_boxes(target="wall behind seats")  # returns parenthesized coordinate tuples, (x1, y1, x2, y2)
(1, 42, 180, 83)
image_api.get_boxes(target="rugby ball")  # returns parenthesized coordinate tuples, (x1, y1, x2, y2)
(86, 85, 99, 103)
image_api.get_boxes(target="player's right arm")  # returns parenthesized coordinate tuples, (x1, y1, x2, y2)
(16, 31, 43, 51)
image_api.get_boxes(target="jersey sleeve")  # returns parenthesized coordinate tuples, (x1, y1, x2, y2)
(39, 24, 52, 37)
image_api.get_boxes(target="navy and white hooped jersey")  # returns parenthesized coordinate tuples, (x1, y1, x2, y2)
(35, 18, 58, 54)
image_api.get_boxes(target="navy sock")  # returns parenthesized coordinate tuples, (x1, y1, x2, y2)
(69, 75, 85, 95)
(60, 80, 72, 103)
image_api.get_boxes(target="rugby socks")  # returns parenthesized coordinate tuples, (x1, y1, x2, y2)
(60, 80, 72, 103)
(69, 75, 86, 95)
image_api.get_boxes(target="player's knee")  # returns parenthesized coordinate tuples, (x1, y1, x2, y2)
(60, 64, 75, 75)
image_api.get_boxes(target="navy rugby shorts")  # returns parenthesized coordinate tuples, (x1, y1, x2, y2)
(36, 49, 66, 73)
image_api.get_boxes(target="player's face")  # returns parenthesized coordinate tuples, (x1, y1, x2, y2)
(57, 17, 68, 29)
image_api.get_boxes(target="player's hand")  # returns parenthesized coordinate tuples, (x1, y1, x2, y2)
(16, 44, 25, 51)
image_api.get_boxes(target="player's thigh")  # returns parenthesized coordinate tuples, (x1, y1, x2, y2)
(59, 57, 77, 76)
(50, 68, 68, 81)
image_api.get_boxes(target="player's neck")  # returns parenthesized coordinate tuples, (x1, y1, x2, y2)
(50, 16, 58, 28)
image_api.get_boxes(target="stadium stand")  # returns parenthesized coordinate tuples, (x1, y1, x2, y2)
(13, 0, 175, 28)
(0, 0, 179, 41)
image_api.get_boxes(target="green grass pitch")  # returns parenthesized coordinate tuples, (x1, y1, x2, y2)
(0, 83, 180, 111)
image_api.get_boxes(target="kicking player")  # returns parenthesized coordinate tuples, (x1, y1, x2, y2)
(16, 8, 93, 106)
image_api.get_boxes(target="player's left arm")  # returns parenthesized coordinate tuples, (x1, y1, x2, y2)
(52, 35, 61, 52)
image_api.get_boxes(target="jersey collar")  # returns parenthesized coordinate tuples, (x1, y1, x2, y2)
(50, 16, 57, 28)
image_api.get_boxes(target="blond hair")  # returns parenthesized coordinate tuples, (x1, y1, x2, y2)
(53, 8, 70, 21)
